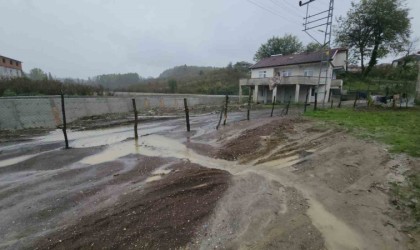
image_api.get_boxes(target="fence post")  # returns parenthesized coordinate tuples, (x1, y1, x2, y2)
(247, 86, 252, 121)
(216, 105, 224, 130)
(132, 99, 139, 139)
(60, 93, 69, 149)
(313, 93, 318, 111)
(271, 96, 276, 117)
(353, 92, 359, 109)
(184, 98, 190, 132)
(338, 93, 342, 108)
(285, 96, 291, 115)
(304, 91, 309, 113)
(223, 95, 229, 126)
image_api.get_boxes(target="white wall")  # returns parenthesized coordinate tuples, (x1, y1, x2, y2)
(0, 66, 22, 78)
(251, 68, 275, 78)
(332, 51, 348, 70)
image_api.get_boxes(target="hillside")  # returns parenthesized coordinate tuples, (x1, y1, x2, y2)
(126, 62, 252, 95)
(159, 65, 218, 80)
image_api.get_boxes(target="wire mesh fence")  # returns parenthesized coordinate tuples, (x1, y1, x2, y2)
(0, 94, 305, 149)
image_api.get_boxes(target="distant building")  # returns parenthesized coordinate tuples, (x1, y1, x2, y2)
(392, 51, 420, 67)
(0, 54, 23, 78)
(239, 48, 348, 103)
(347, 64, 362, 73)
(392, 52, 420, 97)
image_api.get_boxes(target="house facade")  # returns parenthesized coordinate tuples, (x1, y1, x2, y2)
(0, 54, 23, 78)
(239, 48, 348, 104)
(392, 52, 420, 97)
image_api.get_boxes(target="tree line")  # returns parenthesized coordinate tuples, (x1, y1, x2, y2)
(0, 77, 103, 97)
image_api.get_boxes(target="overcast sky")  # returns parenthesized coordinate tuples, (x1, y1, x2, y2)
(1, 0, 419, 78)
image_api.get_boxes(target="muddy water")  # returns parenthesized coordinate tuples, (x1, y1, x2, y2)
(307, 199, 365, 250)
(0, 154, 41, 168)
(77, 130, 367, 250)
(0, 149, 58, 168)
(80, 134, 236, 172)
(0, 111, 373, 249)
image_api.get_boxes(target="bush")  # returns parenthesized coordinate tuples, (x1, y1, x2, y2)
(0, 78, 103, 96)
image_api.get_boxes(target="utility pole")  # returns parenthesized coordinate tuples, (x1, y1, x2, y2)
(300, 0, 335, 109)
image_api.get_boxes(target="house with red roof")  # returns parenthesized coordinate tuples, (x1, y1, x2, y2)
(239, 48, 348, 104)
(0, 54, 23, 78)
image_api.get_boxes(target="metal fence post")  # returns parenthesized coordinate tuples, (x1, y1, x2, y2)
(247, 87, 252, 120)
(184, 98, 190, 132)
(223, 95, 229, 126)
(286, 96, 291, 115)
(132, 98, 139, 139)
(271, 96, 276, 117)
(60, 93, 69, 149)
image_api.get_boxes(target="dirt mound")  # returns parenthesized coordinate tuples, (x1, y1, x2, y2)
(33, 163, 230, 250)
(214, 118, 300, 162)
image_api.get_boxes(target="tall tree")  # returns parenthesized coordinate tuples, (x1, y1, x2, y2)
(254, 34, 303, 61)
(335, 0, 411, 76)
(29, 68, 47, 80)
(305, 42, 323, 53)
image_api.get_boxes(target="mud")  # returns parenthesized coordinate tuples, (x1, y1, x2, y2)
(33, 163, 230, 250)
(0, 109, 417, 249)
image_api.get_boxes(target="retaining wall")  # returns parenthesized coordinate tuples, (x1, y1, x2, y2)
(0, 94, 237, 130)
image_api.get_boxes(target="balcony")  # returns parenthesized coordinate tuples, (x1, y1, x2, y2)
(240, 76, 329, 86)
(331, 79, 343, 88)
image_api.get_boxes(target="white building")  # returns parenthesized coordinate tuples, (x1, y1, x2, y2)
(0, 54, 23, 78)
(239, 48, 348, 103)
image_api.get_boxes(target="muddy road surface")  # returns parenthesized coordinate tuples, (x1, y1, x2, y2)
(0, 110, 415, 249)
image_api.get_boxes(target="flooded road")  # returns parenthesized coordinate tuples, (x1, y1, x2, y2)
(0, 110, 409, 249)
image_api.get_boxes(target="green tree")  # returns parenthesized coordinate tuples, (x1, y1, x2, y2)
(335, 0, 411, 77)
(168, 79, 177, 93)
(254, 34, 303, 61)
(305, 42, 322, 52)
(29, 68, 47, 80)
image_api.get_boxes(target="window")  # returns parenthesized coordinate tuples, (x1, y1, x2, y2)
(282, 70, 292, 77)
(10, 59, 13, 65)
(16, 61, 19, 66)
(259, 71, 267, 78)
(304, 70, 314, 77)
(2, 58, 5, 63)
(311, 87, 316, 97)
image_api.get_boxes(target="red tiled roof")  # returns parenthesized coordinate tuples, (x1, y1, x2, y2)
(250, 48, 347, 69)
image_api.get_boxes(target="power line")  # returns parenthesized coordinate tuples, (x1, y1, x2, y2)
(269, 0, 303, 18)
(246, 0, 301, 25)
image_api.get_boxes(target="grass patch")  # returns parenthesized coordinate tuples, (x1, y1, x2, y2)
(306, 107, 420, 236)
(305, 107, 420, 157)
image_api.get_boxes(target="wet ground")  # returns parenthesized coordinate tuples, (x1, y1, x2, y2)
(0, 109, 417, 249)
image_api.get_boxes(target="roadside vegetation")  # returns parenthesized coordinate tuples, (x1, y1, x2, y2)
(0, 78, 104, 97)
(305, 108, 420, 156)
(305, 107, 420, 239)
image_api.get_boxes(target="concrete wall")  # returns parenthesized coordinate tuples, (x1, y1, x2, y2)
(0, 94, 236, 130)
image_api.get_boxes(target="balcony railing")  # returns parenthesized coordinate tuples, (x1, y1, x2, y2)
(240, 76, 331, 86)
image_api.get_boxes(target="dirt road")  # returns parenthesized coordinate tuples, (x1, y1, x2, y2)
(0, 110, 416, 249)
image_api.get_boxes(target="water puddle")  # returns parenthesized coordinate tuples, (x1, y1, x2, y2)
(80, 140, 140, 165)
(257, 155, 301, 169)
(0, 123, 176, 152)
(0, 154, 41, 168)
(145, 175, 162, 183)
(78, 134, 238, 174)
(0, 149, 59, 168)
(307, 199, 365, 250)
